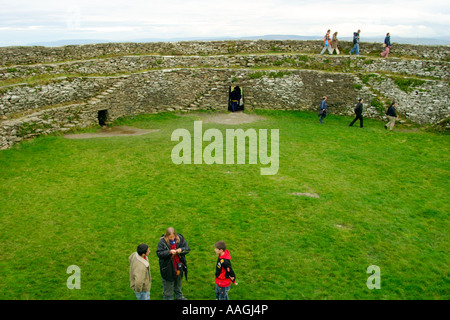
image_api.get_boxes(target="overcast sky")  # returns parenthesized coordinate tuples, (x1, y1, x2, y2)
(1, 0, 449, 46)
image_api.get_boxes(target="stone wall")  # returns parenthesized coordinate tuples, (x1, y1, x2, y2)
(1, 40, 449, 150)
(1, 40, 449, 66)
(0, 77, 116, 116)
(1, 54, 448, 82)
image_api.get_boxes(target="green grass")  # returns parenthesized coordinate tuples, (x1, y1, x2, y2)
(0, 110, 448, 300)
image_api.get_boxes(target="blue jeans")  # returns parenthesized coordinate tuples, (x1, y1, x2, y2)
(319, 113, 326, 123)
(350, 44, 359, 55)
(215, 285, 231, 300)
(135, 291, 150, 300)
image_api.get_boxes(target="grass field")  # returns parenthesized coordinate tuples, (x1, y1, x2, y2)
(0, 110, 448, 300)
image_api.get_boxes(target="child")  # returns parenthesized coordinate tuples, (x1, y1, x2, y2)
(214, 241, 236, 300)
(129, 244, 151, 300)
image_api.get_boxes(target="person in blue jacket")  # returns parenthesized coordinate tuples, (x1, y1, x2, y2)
(319, 96, 328, 124)
(350, 29, 361, 55)
(384, 33, 391, 47)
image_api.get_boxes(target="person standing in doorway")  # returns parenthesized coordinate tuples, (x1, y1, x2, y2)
(350, 29, 361, 55)
(156, 227, 190, 300)
(230, 86, 241, 112)
(349, 98, 364, 128)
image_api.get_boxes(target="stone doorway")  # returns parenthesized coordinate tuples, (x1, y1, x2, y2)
(98, 110, 108, 126)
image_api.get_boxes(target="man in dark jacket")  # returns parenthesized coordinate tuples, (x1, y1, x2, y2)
(156, 227, 190, 300)
(349, 98, 364, 128)
(385, 102, 399, 131)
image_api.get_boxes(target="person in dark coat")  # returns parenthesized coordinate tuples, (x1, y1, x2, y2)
(349, 98, 364, 128)
(384, 33, 391, 47)
(230, 86, 241, 112)
(156, 227, 190, 300)
(381, 33, 391, 58)
(385, 101, 399, 131)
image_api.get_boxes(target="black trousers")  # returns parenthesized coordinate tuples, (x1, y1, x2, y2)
(349, 114, 363, 127)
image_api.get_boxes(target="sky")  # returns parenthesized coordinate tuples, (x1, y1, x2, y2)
(1, 0, 450, 46)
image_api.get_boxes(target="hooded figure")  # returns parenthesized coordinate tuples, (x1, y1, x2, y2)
(230, 86, 242, 112)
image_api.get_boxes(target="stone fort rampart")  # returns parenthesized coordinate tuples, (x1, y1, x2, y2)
(1, 40, 449, 149)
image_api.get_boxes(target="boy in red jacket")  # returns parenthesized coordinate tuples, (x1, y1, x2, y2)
(214, 241, 237, 300)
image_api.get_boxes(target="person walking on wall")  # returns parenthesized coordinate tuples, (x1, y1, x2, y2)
(320, 29, 333, 55)
(330, 32, 340, 54)
(319, 96, 328, 124)
(384, 32, 391, 48)
(349, 98, 364, 128)
(129, 244, 151, 300)
(381, 33, 391, 58)
(156, 227, 190, 300)
(350, 29, 361, 55)
(385, 101, 399, 131)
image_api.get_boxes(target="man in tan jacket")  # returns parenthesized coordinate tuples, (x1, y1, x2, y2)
(129, 244, 151, 300)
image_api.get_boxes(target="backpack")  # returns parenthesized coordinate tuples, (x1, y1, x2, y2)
(324, 33, 330, 46)
(353, 32, 358, 44)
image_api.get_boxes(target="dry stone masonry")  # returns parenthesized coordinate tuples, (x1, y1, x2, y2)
(1, 40, 449, 150)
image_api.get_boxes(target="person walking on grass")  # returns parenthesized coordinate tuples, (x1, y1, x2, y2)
(319, 96, 328, 124)
(129, 244, 151, 300)
(385, 101, 399, 131)
(214, 241, 237, 300)
(320, 29, 333, 55)
(156, 227, 190, 300)
(349, 98, 364, 128)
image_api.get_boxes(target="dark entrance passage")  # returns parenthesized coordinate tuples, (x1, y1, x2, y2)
(98, 110, 108, 126)
(228, 86, 244, 112)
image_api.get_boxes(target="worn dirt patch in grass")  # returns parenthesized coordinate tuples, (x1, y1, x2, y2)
(64, 126, 159, 139)
(180, 111, 266, 125)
